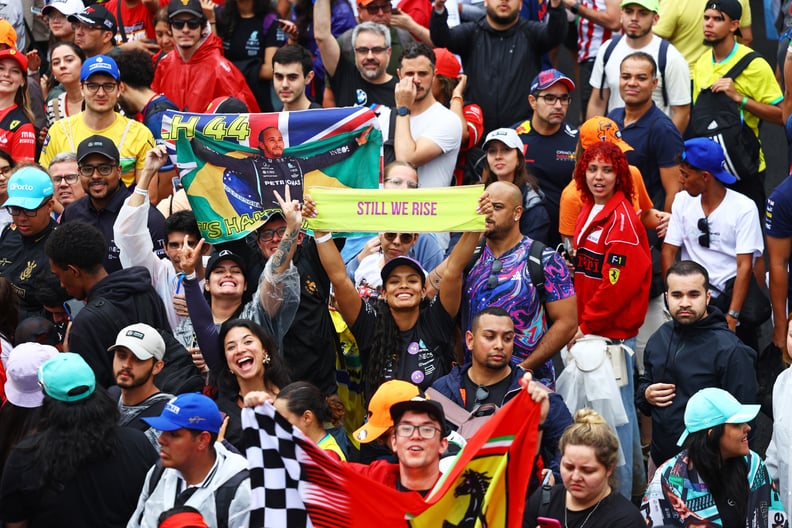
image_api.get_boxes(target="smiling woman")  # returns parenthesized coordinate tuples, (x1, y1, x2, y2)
(0, 49, 35, 163)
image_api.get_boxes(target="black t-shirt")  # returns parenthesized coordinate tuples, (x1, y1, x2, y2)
(223, 16, 267, 62)
(0, 427, 157, 527)
(462, 370, 513, 412)
(329, 54, 397, 107)
(523, 484, 644, 528)
(350, 297, 454, 391)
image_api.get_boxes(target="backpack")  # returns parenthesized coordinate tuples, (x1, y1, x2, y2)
(600, 35, 670, 107)
(689, 51, 762, 180)
(143, 461, 249, 528)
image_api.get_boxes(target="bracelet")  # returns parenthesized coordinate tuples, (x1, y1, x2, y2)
(451, 96, 463, 104)
(740, 95, 748, 110)
(727, 309, 740, 319)
(209, 21, 216, 24)
(570, 2, 580, 14)
(315, 233, 332, 244)
(134, 187, 149, 196)
(184, 271, 197, 281)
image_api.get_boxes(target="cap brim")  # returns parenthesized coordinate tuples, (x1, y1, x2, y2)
(726, 404, 760, 424)
(5, 385, 44, 408)
(169, 8, 203, 17)
(614, 139, 633, 153)
(389, 400, 445, 426)
(713, 169, 737, 184)
(352, 421, 390, 443)
(380, 257, 425, 284)
(77, 148, 116, 163)
(142, 415, 183, 431)
(2, 196, 47, 209)
(68, 13, 99, 25)
(107, 343, 156, 361)
(677, 428, 690, 446)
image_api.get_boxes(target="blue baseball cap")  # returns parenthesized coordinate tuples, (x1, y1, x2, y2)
(682, 137, 736, 184)
(80, 54, 120, 82)
(143, 393, 223, 433)
(3, 167, 54, 209)
(38, 353, 96, 403)
(530, 68, 575, 93)
(677, 387, 759, 446)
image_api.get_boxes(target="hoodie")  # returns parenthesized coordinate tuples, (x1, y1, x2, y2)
(636, 307, 758, 465)
(68, 266, 172, 387)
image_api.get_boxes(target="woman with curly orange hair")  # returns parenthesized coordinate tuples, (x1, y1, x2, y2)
(568, 140, 651, 498)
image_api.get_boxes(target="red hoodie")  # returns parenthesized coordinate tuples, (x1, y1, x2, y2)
(152, 32, 260, 113)
(573, 193, 651, 339)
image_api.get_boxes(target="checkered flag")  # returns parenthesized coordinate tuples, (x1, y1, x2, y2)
(242, 403, 351, 527)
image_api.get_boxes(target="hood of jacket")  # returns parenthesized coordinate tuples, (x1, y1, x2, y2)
(174, 31, 223, 64)
(87, 266, 156, 302)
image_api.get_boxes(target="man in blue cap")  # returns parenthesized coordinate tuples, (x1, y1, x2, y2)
(0, 166, 57, 318)
(39, 54, 155, 190)
(129, 392, 251, 528)
(662, 137, 764, 345)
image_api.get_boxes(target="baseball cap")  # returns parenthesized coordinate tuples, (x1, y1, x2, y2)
(168, 0, 204, 19)
(0, 19, 17, 49)
(705, 0, 741, 20)
(390, 395, 449, 436)
(80, 54, 120, 81)
(77, 134, 120, 164)
(682, 137, 736, 184)
(579, 116, 633, 152)
(142, 393, 223, 433)
(0, 49, 28, 74)
(2, 166, 54, 209)
(5, 343, 59, 408)
(677, 387, 759, 446)
(433, 48, 461, 79)
(380, 255, 425, 285)
(530, 68, 576, 93)
(108, 323, 166, 361)
(620, 0, 659, 12)
(68, 4, 117, 35)
(42, 0, 86, 17)
(38, 352, 96, 403)
(206, 249, 247, 276)
(482, 128, 523, 152)
(353, 380, 421, 443)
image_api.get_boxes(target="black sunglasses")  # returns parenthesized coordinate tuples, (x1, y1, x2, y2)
(697, 217, 710, 248)
(170, 18, 202, 30)
(487, 258, 503, 289)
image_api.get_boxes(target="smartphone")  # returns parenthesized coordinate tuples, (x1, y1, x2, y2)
(537, 517, 563, 528)
(63, 299, 85, 321)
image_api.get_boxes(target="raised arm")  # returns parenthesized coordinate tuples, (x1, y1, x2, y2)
(258, 187, 302, 318)
(438, 231, 481, 317)
(313, 0, 341, 77)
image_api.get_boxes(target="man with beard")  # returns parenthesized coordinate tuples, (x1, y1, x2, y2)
(430, 0, 567, 133)
(460, 181, 577, 389)
(637, 260, 757, 474)
(393, 43, 461, 188)
(691, 0, 782, 213)
(110, 323, 174, 452)
(586, 0, 690, 133)
(315, 0, 397, 107)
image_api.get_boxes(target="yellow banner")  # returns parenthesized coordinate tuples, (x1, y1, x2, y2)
(305, 185, 486, 233)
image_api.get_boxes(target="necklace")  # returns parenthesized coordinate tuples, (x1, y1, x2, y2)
(564, 495, 606, 528)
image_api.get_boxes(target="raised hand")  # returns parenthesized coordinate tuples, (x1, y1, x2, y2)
(177, 236, 205, 276)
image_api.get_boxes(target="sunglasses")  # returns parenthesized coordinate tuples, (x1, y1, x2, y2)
(383, 177, 418, 189)
(170, 18, 202, 30)
(697, 217, 710, 248)
(487, 258, 503, 289)
(354, 46, 389, 55)
(383, 233, 414, 244)
(360, 3, 392, 14)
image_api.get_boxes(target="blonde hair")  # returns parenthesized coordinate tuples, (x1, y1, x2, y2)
(559, 409, 620, 472)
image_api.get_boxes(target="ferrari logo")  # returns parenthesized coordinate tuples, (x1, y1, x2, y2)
(608, 268, 620, 285)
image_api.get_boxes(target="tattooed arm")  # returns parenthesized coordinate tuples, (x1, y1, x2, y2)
(259, 187, 302, 317)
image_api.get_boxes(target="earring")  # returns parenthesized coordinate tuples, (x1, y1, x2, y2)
(263, 355, 271, 365)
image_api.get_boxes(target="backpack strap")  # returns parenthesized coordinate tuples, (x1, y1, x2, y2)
(658, 38, 669, 107)
(528, 240, 547, 305)
(116, 0, 128, 43)
(723, 51, 761, 80)
(214, 468, 250, 528)
(599, 35, 623, 100)
(137, 461, 167, 524)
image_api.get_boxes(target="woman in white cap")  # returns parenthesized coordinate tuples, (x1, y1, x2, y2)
(481, 127, 550, 244)
(642, 387, 785, 527)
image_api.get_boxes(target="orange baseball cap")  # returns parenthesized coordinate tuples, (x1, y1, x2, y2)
(0, 19, 17, 49)
(353, 380, 421, 443)
(579, 116, 633, 152)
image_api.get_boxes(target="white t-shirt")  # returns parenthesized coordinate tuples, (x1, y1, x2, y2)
(665, 188, 763, 292)
(589, 34, 691, 116)
(408, 102, 462, 188)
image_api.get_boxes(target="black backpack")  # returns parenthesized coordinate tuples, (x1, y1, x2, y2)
(689, 51, 762, 180)
(600, 35, 670, 107)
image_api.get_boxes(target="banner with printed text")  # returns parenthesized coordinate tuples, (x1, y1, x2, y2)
(305, 185, 486, 233)
(162, 107, 382, 244)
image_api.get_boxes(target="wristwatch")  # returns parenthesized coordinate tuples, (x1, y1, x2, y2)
(570, 2, 580, 14)
(727, 309, 740, 319)
(396, 106, 411, 116)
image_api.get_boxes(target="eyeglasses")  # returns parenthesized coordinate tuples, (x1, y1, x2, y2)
(395, 423, 441, 439)
(45, 12, 67, 21)
(257, 226, 286, 242)
(535, 94, 571, 105)
(384, 177, 418, 189)
(354, 46, 389, 55)
(487, 258, 503, 289)
(82, 82, 118, 94)
(0, 165, 11, 176)
(71, 23, 104, 31)
(170, 18, 203, 30)
(7, 203, 46, 217)
(697, 217, 710, 248)
(360, 3, 392, 14)
(52, 173, 79, 184)
(383, 233, 414, 244)
(79, 164, 116, 177)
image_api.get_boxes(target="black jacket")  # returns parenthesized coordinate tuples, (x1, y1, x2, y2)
(0, 219, 56, 318)
(430, 5, 567, 134)
(636, 307, 757, 465)
(68, 266, 172, 387)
